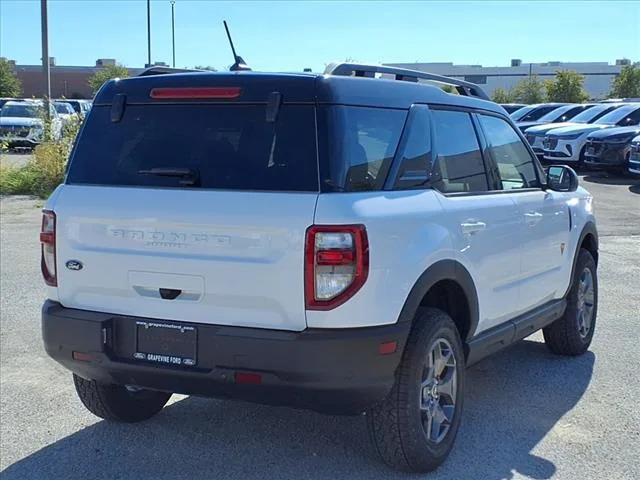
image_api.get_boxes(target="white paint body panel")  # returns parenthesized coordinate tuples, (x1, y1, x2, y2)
(45, 181, 595, 334)
(48, 185, 317, 331)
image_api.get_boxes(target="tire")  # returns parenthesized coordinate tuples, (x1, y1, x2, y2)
(543, 248, 597, 356)
(367, 308, 465, 472)
(73, 374, 172, 422)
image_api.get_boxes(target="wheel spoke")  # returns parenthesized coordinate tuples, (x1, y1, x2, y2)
(438, 370, 456, 401)
(432, 343, 445, 377)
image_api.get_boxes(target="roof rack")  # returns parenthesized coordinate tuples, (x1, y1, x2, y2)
(324, 62, 490, 101)
(138, 66, 205, 77)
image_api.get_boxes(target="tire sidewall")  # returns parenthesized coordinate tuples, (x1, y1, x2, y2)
(567, 250, 598, 347)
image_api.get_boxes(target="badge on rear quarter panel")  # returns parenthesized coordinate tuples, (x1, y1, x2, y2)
(65, 260, 83, 271)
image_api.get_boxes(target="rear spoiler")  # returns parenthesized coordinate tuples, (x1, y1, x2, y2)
(324, 62, 490, 101)
(138, 67, 206, 77)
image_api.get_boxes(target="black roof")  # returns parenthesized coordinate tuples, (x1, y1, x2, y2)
(93, 71, 503, 114)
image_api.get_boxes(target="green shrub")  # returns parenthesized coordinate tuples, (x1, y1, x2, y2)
(0, 116, 80, 198)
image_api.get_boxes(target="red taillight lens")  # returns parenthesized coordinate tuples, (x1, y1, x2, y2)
(305, 225, 369, 310)
(149, 87, 241, 99)
(40, 210, 56, 286)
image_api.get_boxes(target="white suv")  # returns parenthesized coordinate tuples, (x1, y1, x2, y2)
(41, 64, 599, 473)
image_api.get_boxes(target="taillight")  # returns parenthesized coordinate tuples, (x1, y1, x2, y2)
(40, 210, 56, 286)
(305, 225, 368, 310)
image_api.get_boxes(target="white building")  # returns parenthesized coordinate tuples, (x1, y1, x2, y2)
(384, 59, 633, 100)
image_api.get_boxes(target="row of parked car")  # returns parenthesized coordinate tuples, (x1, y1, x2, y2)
(0, 97, 92, 149)
(500, 101, 640, 176)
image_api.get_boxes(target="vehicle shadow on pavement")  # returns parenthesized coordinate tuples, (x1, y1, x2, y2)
(2, 340, 594, 480)
(582, 173, 638, 186)
(629, 184, 640, 194)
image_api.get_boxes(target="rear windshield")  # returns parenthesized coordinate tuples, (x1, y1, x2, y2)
(67, 104, 319, 191)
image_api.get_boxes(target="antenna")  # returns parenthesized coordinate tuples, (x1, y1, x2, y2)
(223, 20, 251, 71)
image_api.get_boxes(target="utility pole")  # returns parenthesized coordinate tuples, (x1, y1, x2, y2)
(40, 0, 51, 116)
(147, 0, 152, 67)
(171, 1, 176, 68)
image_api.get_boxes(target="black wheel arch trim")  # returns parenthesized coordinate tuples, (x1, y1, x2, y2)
(396, 259, 479, 342)
(565, 221, 599, 297)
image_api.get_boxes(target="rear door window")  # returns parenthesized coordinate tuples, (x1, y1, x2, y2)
(67, 104, 318, 191)
(430, 109, 489, 194)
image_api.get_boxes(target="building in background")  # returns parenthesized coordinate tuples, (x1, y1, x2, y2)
(384, 59, 633, 99)
(3, 58, 160, 99)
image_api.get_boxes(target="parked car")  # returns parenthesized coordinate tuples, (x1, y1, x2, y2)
(500, 103, 526, 114)
(40, 63, 599, 473)
(542, 103, 640, 164)
(57, 99, 92, 117)
(525, 103, 625, 159)
(510, 102, 568, 122)
(53, 101, 78, 126)
(628, 135, 640, 175)
(517, 103, 595, 132)
(583, 126, 640, 172)
(0, 100, 62, 148)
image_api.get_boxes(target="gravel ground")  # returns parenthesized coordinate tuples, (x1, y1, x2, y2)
(1, 173, 639, 480)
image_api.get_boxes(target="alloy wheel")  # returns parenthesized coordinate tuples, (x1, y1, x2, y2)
(420, 338, 457, 444)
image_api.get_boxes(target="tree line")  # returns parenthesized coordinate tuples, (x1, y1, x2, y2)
(491, 66, 640, 103)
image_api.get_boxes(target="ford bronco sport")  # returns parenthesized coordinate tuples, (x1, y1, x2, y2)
(41, 63, 599, 473)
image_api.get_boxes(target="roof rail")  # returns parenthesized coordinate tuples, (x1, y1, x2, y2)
(324, 62, 490, 101)
(138, 66, 205, 77)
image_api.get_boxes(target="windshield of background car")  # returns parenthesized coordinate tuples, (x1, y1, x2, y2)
(570, 104, 616, 123)
(595, 105, 640, 125)
(536, 105, 584, 123)
(0, 104, 40, 118)
(518, 105, 560, 122)
(510, 105, 535, 121)
(54, 103, 72, 114)
(67, 104, 319, 191)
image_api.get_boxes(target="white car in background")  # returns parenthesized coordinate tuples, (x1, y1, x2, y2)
(542, 103, 640, 164)
(525, 103, 625, 158)
(53, 101, 78, 127)
(0, 101, 62, 148)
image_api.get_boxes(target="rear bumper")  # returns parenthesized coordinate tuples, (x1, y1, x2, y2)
(42, 300, 411, 414)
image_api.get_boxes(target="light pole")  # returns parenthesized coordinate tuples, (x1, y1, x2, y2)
(40, 0, 51, 115)
(170, 1, 176, 68)
(146, 0, 152, 67)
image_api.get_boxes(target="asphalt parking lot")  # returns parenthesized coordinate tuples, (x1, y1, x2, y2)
(1, 172, 639, 480)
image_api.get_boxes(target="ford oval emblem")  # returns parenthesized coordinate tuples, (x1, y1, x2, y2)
(65, 260, 83, 271)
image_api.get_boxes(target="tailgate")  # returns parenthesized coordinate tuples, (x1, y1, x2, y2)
(54, 185, 316, 331)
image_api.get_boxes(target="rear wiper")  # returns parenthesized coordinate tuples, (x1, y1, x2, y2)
(137, 167, 200, 186)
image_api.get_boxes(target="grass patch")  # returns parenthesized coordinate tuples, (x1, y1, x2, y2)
(0, 145, 66, 198)
(1, 117, 79, 198)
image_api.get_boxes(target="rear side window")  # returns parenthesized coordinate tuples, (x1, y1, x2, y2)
(391, 105, 431, 190)
(318, 106, 406, 192)
(478, 114, 539, 190)
(431, 110, 488, 194)
(67, 104, 318, 191)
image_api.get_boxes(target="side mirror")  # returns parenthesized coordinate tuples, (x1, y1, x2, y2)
(546, 165, 579, 192)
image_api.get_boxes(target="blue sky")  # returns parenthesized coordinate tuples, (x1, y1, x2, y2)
(1, 1, 638, 72)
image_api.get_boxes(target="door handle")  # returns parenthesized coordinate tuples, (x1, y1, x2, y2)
(524, 211, 543, 226)
(461, 221, 486, 235)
